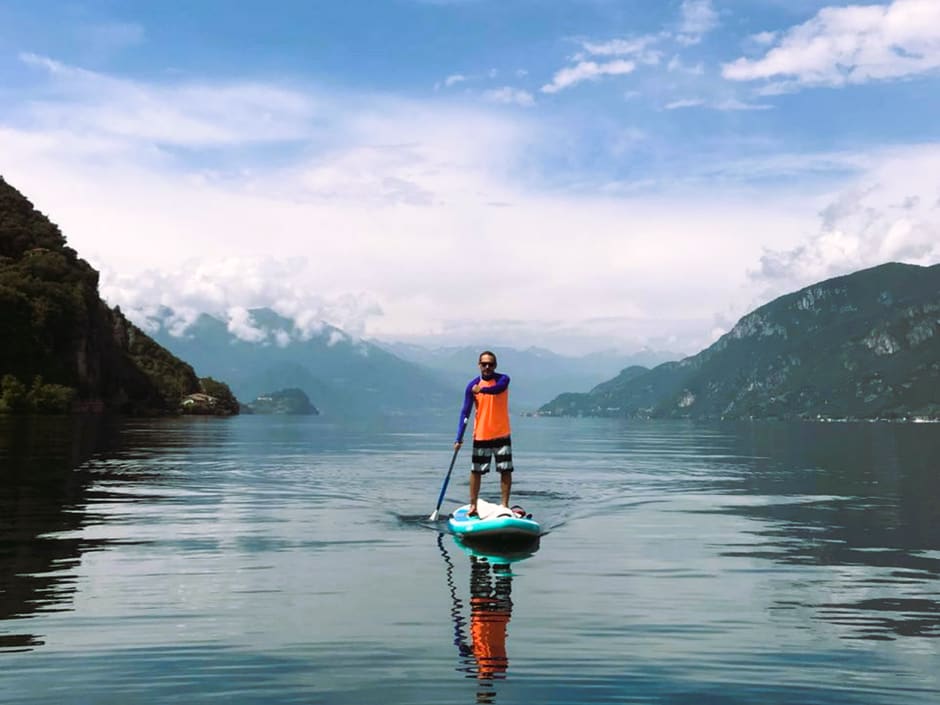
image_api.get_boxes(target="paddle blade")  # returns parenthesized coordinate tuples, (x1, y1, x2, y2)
(429, 509, 439, 521)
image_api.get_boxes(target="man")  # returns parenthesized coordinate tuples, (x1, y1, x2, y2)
(454, 350, 513, 517)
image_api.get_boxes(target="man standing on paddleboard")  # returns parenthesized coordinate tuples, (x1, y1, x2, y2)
(454, 351, 513, 517)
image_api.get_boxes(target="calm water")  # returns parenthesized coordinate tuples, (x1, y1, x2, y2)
(1, 414, 939, 704)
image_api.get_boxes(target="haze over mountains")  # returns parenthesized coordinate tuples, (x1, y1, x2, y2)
(376, 343, 680, 411)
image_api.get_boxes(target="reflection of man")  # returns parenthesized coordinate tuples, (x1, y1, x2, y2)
(469, 557, 513, 681)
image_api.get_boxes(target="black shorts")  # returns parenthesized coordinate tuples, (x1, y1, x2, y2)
(471, 436, 513, 474)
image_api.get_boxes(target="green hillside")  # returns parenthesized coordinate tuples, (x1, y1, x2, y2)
(0, 177, 232, 415)
(539, 263, 940, 421)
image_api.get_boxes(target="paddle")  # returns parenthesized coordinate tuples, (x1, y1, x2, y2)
(429, 445, 461, 521)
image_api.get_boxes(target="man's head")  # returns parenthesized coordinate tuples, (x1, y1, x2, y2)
(478, 351, 497, 379)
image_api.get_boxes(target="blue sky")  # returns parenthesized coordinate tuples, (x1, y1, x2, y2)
(1, 0, 939, 354)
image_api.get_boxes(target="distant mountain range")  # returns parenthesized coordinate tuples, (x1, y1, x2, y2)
(539, 263, 940, 421)
(147, 308, 457, 418)
(145, 307, 681, 418)
(376, 342, 681, 410)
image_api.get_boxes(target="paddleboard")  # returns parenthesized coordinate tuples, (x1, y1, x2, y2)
(448, 499, 541, 542)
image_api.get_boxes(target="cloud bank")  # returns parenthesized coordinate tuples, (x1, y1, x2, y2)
(749, 144, 940, 300)
(723, 0, 940, 90)
(3, 22, 939, 355)
(0, 54, 816, 353)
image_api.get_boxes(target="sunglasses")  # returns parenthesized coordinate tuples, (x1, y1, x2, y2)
(479, 361, 496, 367)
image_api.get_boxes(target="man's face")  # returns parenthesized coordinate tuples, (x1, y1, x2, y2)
(478, 356, 497, 379)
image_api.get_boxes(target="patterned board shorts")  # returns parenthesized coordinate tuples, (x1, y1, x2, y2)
(471, 437, 513, 474)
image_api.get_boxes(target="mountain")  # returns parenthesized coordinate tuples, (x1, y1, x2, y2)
(539, 263, 940, 421)
(0, 177, 226, 415)
(244, 388, 319, 415)
(374, 342, 680, 410)
(146, 308, 456, 418)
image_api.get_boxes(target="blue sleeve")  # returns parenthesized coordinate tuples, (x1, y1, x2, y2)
(475, 373, 510, 394)
(455, 377, 479, 443)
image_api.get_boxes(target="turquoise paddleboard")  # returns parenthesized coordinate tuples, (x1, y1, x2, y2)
(448, 501, 541, 541)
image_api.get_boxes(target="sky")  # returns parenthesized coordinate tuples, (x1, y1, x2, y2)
(1, 0, 939, 355)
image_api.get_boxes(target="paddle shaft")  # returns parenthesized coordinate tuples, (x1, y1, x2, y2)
(430, 445, 461, 520)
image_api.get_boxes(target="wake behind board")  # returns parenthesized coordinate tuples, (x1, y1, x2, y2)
(448, 499, 540, 552)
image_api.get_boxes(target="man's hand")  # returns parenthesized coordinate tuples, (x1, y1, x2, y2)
(471, 384, 481, 394)
(454, 441, 462, 450)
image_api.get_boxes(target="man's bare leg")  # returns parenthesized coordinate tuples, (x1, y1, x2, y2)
(469, 472, 481, 515)
(500, 471, 511, 507)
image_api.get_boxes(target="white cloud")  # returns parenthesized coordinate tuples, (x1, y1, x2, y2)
(541, 32, 664, 95)
(541, 59, 636, 94)
(664, 98, 705, 110)
(749, 144, 940, 297)
(327, 330, 349, 347)
(662, 96, 774, 113)
(543, 6, 716, 98)
(581, 36, 663, 65)
(483, 86, 535, 107)
(723, 0, 940, 88)
(677, 0, 720, 46)
(227, 306, 268, 342)
(541, 4, 719, 99)
(100, 257, 382, 340)
(18, 53, 318, 146)
(444, 73, 467, 87)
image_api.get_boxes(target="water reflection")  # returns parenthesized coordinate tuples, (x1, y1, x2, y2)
(437, 533, 538, 703)
(708, 422, 940, 642)
(0, 416, 121, 651)
(0, 415, 203, 652)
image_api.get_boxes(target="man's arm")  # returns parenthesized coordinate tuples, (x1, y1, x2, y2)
(474, 373, 510, 394)
(455, 377, 479, 444)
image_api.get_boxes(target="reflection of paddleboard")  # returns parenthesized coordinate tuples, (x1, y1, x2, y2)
(448, 499, 541, 542)
(452, 534, 540, 565)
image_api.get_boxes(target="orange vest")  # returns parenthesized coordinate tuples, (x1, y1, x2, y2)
(473, 378, 511, 441)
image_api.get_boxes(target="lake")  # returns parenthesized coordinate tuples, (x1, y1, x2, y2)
(2, 414, 939, 704)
